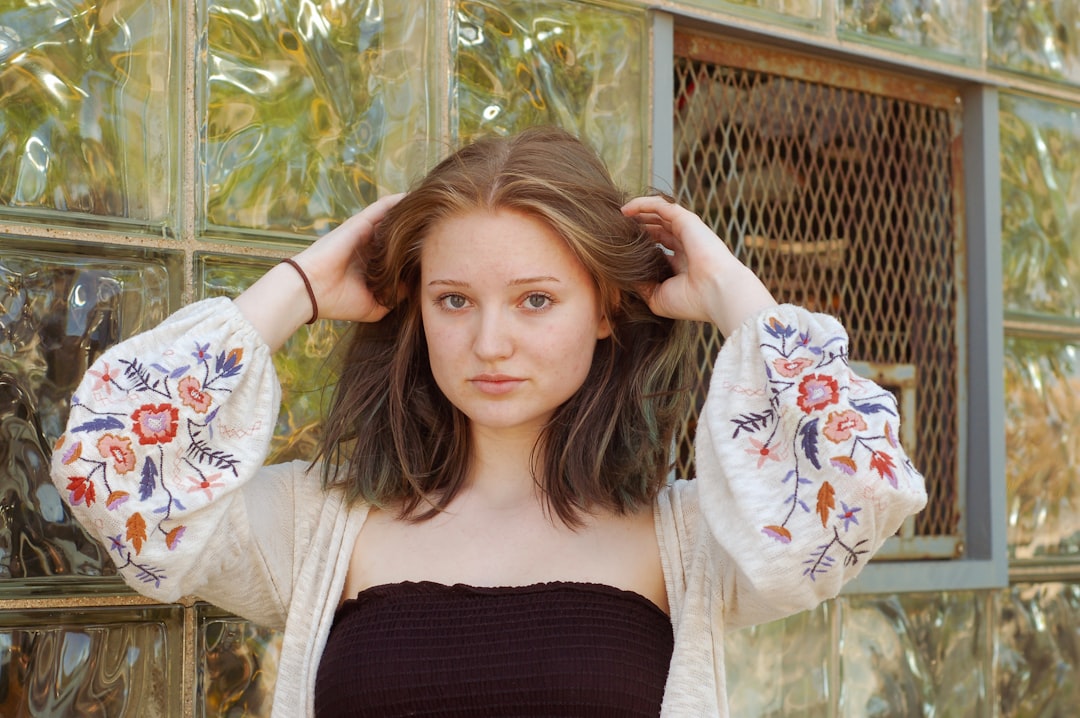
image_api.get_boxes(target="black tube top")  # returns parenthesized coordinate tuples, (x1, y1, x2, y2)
(314, 580, 674, 717)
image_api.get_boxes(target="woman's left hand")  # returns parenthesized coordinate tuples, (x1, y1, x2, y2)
(622, 195, 777, 336)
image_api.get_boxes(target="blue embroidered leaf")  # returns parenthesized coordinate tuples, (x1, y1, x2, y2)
(852, 401, 896, 416)
(781, 470, 796, 484)
(139, 458, 158, 501)
(797, 499, 810, 513)
(151, 363, 171, 374)
(153, 503, 171, 514)
(168, 365, 191, 379)
(71, 416, 125, 433)
(204, 407, 219, 424)
(799, 418, 821, 469)
(172, 498, 187, 511)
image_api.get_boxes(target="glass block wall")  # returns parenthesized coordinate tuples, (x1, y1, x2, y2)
(1, 0, 1079, 715)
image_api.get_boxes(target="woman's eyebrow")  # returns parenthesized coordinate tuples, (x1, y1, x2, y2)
(427, 276, 562, 288)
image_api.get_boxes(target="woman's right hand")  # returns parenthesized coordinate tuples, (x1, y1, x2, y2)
(290, 193, 405, 323)
(233, 193, 405, 351)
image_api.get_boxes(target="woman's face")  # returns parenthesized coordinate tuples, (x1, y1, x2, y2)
(419, 209, 611, 438)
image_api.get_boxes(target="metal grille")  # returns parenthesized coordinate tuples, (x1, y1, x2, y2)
(671, 34, 963, 559)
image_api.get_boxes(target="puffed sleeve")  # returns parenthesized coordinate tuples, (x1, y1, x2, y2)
(49, 297, 320, 626)
(694, 304, 927, 629)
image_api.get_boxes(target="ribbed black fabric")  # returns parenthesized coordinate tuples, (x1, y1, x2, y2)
(314, 581, 673, 717)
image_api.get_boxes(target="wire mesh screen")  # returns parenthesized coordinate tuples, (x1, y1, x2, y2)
(671, 35, 963, 559)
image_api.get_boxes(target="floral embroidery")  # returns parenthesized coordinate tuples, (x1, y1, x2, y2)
(178, 376, 213, 413)
(729, 313, 912, 582)
(131, 404, 180, 445)
(837, 501, 861, 530)
(744, 437, 783, 469)
(67, 476, 96, 506)
(796, 374, 840, 413)
(185, 472, 225, 501)
(823, 410, 867, 443)
(772, 356, 813, 378)
(61, 337, 247, 589)
(97, 434, 137, 474)
(87, 362, 120, 395)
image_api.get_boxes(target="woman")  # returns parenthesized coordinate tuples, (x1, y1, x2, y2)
(51, 126, 927, 716)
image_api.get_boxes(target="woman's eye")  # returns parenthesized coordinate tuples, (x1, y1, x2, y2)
(438, 294, 468, 310)
(523, 293, 552, 310)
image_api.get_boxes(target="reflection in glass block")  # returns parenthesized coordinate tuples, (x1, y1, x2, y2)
(999, 93, 1080, 317)
(200, 1, 431, 239)
(725, 602, 831, 717)
(197, 254, 351, 464)
(0, 244, 177, 586)
(837, 0, 979, 62)
(0, 605, 182, 717)
(989, 1, 1080, 85)
(996, 582, 1080, 716)
(0, 0, 179, 227)
(453, 0, 648, 187)
(677, 0, 821, 22)
(838, 591, 990, 717)
(1004, 336, 1080, 561)
(198, 606, 281, 718)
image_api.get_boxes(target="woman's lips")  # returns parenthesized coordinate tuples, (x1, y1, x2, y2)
(469, 374, 525, 395)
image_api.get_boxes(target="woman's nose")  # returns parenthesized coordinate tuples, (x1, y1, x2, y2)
(473, 308, 514, 360)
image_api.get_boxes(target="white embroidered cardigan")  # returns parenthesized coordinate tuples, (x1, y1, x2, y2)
(51, 297, 927, 716)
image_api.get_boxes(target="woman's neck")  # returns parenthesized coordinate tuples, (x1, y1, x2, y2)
(463, 424, 546, 510)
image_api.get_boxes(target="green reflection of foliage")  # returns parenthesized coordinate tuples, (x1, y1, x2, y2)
(202, 0, 431, 239)
(0, 0, 178, 225)
(453, 0, 647, 187)
(989, 0, 1080, 84)
(197, 255, 350, 465)
(1003, 336, 1080, 561)
(999, 94, 1080, 317)
(837, 0, 979, 62)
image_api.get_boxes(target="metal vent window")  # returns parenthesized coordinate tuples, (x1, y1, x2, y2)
(671, 34, 964, 560)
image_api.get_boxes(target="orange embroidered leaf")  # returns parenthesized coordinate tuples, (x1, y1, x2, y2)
(816, 481, 836, 527)
(165, 526, 186, 550)
(126, 513, 147, 555)
(762, 525, 792, 543)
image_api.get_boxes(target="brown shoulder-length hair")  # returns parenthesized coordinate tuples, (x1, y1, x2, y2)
(315, 126, 694, 526)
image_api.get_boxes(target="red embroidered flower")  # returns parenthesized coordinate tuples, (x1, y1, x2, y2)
(772, 356, 813, 378)
(131, 404, 179, 445)
(178, 376, 213, 413)
(823, 410, 867, 443)
(796, 374, 840, 413)
(97, 433, 137, 474)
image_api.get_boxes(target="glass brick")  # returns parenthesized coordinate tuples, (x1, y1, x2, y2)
(996, 582, 1080, 716)
(196, 253, 351, 464)
(199, 0, 432, 242)
(0, 0, 180, 231)
(837, 0, 980, 64)
(1000, 93, 1080, 318)
(1004, 335, 1080, 561)
(197, 604, 281, 718)
(452, 0, 648, 188)
(0, 239, 180, 593)
(0, 604, 183, 717)
(990, 1, 1080, 86)
(839, 591, 990, 717)
(725, 601, 832, 716)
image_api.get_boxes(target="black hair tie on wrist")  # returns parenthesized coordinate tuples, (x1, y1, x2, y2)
(280, 258, 318, 324)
